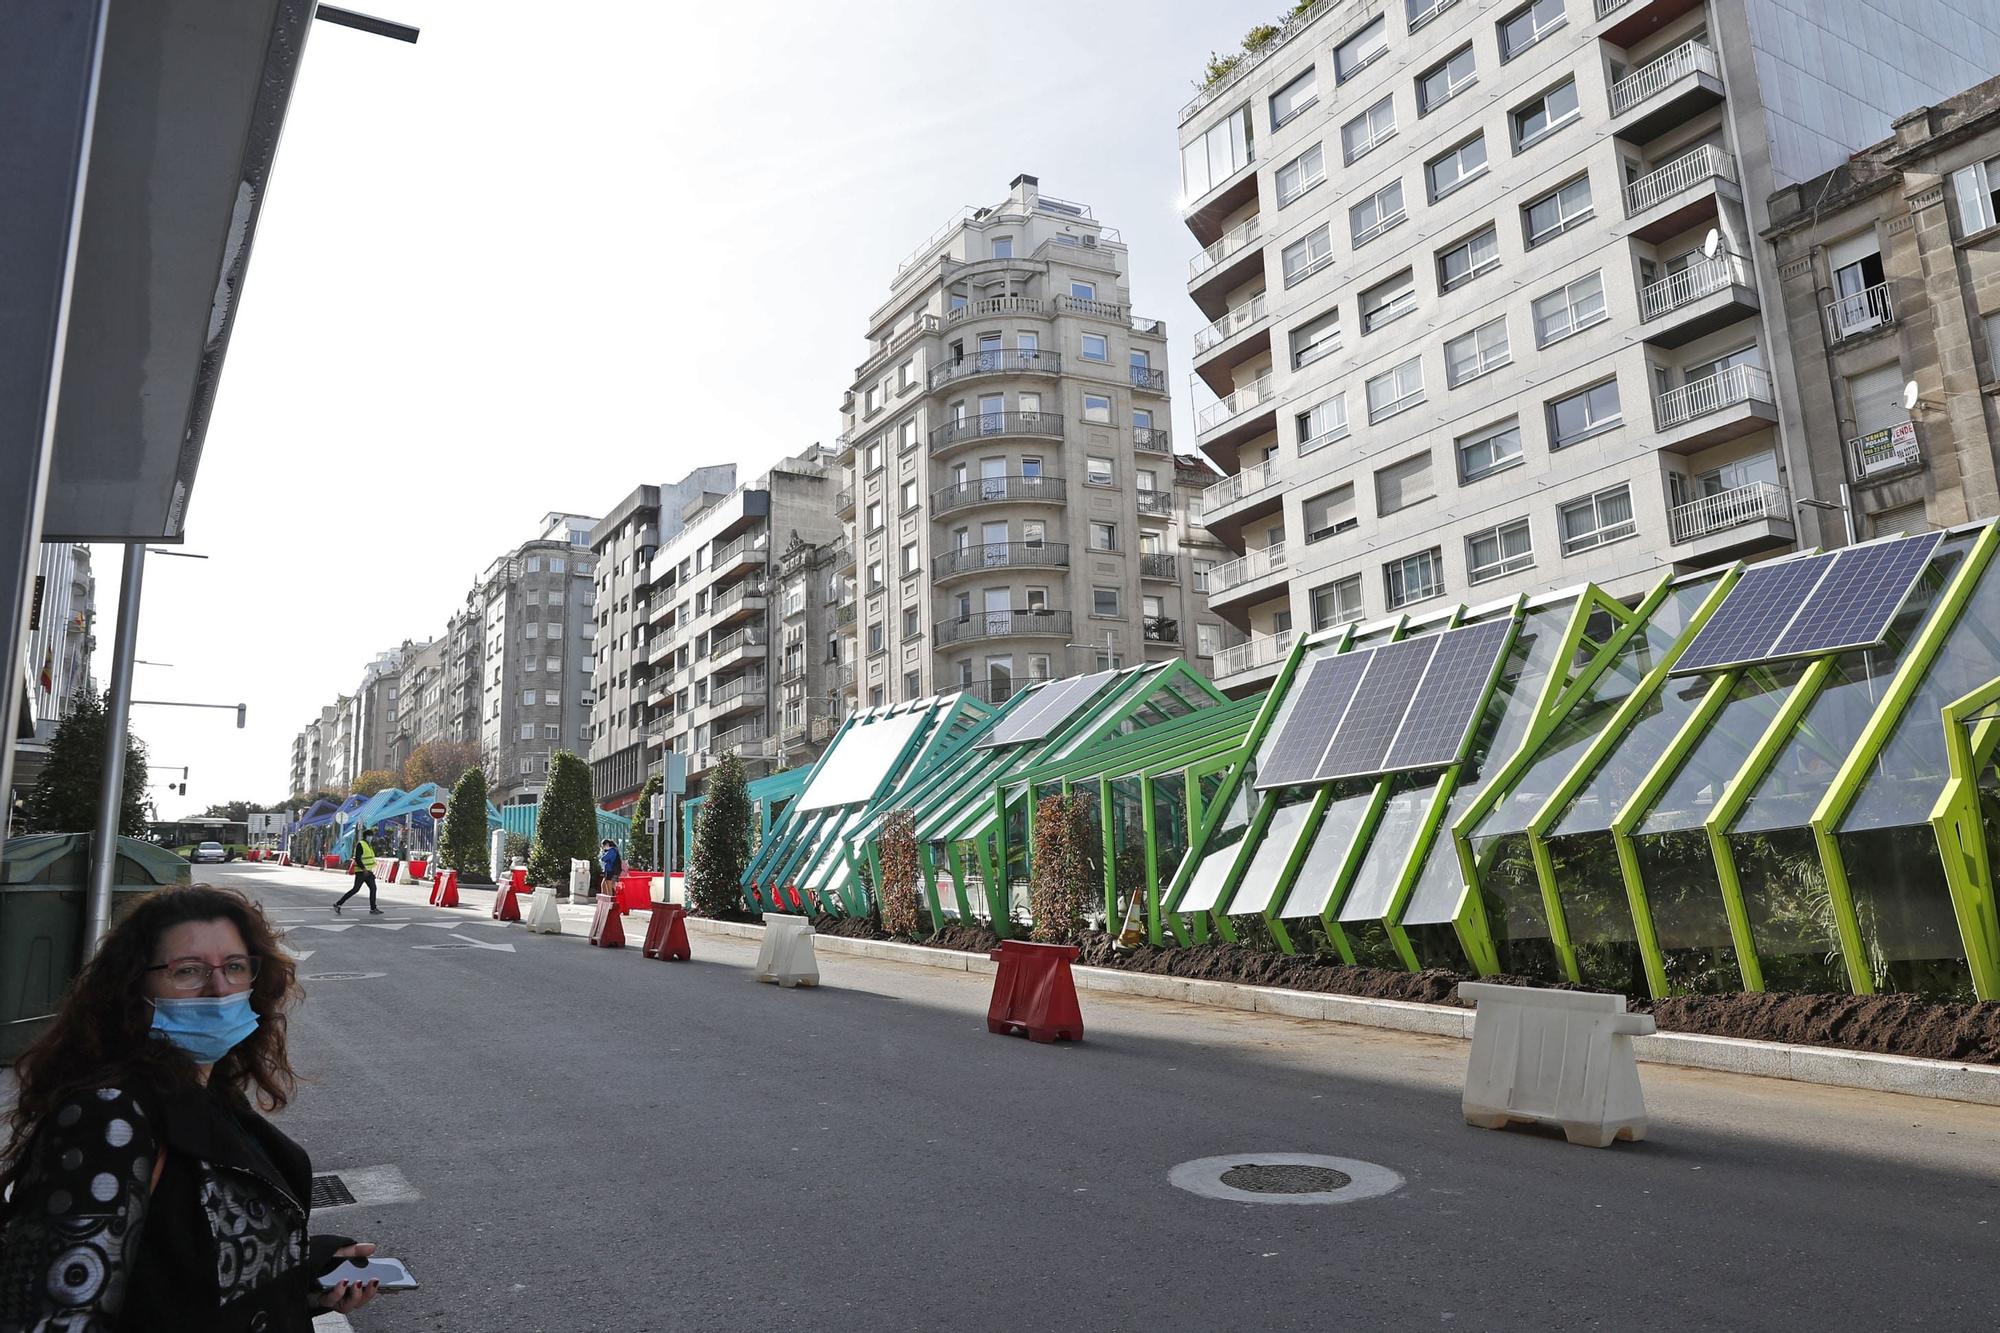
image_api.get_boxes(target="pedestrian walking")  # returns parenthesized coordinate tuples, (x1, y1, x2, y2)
(599, 838, 624, 885)
(334, 828, 382, 915)
(0, 884, 384, 1330)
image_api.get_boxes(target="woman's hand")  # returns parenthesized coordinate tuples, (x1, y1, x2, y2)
(314, 1241, 382, 1314)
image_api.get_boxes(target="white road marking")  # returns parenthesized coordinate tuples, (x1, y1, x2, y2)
(293, 923, 355, 933)
(283, 948, 316, 963)
(412, 933, 515, 953)
(360, 922, 412, 930)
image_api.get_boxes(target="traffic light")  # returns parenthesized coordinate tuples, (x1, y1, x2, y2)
(235, 704, 246, 729)
(176, 782, 186, 796)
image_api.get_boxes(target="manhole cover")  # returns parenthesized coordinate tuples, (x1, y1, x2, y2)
(310, 1174, 356, 1208)
(303, 971, 384, 981)
(1219, 1163, 1352, 1194)
(1169, 1153, 1402, 1206)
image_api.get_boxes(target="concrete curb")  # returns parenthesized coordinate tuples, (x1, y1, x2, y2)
(679, 916, 2000, 1107)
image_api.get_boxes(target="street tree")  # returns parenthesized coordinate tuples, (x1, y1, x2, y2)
(1030, 792, 1093, 943)
(877, 810, 922, 937)
(438, 767, 490, 877)
(627, 773, 662, 871)
(527, 750, 598, 891)
(402, 739, 480, 793)
(23, 690, 149, 836)
(686, 752, 752, 917)
(351, 769, 399, 798)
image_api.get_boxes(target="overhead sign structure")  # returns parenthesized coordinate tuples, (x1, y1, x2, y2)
(428, 800, 448, 821)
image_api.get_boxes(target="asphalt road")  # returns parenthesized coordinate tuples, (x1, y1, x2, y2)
(189, 863, 2000, 1331)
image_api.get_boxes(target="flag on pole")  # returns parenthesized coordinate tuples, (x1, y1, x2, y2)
(38, 647, 53, 693)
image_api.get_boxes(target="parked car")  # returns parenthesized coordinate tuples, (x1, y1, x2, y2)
(189, 841, 228, 864)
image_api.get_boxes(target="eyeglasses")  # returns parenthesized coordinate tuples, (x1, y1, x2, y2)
(145, 956, 261, 991)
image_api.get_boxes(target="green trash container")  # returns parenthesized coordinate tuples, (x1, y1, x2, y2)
(0, 834, 190, 1060)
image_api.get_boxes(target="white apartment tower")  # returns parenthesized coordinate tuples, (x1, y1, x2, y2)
(838, 175, 1201, 708)
(1179, 0, 2000, 692)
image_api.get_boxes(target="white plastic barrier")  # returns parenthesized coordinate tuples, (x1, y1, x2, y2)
(1458, 982, 1654, 1148)
(489, 828, 507, 884)
(396, 863, 421, 886)
(569, 858, 592, 900)
(753, 913, 819, 989)
(523, 887, 563, 935)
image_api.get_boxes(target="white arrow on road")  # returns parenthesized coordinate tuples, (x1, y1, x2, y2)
(411, 934, 516, 953)
(282, 948, 315, 963)
(292, 923, 355, 933)
(360, 922, 412, 931)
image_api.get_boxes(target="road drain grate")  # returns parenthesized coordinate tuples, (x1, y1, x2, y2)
(1220, 1163, 1352, 1194)
(310, 1174, 356, 1208)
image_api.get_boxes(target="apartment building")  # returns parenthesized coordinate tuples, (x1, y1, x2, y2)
(477, 512, 601, 807)
(631, 448, 843, 793)
(837, 174, 1189, 709)
(399, 635, 449, 752)
(772, 530, 850, 769)
(1764, 72, 2000, 540)
(586, 464, 738, 809)
(11, 542, 95, 793)
(442, 603, 483, 749)
(1178, 0, 2000, 691)
(348, 643, 422, 782)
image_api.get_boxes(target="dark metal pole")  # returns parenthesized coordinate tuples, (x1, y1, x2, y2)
(314, 6, 421, 43)
(84, 542, 143, 958)
(0, 1, 107, 845)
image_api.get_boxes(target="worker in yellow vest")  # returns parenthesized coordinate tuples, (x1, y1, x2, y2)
(335, 829, 384, 915)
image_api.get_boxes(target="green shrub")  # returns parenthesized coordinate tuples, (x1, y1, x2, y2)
(527, 751, 597, 890)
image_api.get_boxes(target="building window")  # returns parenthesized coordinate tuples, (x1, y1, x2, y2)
(900, 419, 918, 451)
(1559, 484, 1637, 553)
(1360, 270, 1415, 333)
(870, 687, 885, 707)
(898, 359, 916, 390)
(1524, 175, 1593, 247)
(1192, 559, 1215, 593)
(903, 669, 921, 697)
(1952, 155, 2000, 235)
(1181, 103, 1254, 202)
(1270, 66, 1318, 128)
(1335, 15, 1388, 81)
(527, 556, 541, 573)
(1547, 379, 1623, 448)
(991, 236, 1013, 259)
(1444, 316, 1511, 386)
(1426, 133, 1488, 202)
(1275, 143, 1326, 207)
(1417, 44, 1476, 115)
(1457, 420, 1523, 482)
(1498, 0, 1565, 60)
(521, 689, 536, 706)
(1350, 180, 1406, 247)
(866, 441, 884, 472)
(1087, 455, 1114, 486)
(1341, 94, 1396, 164)
(1385, 548, 1445, 609)
(543, 724, 561, 740)
(1533, 271, 1608, 346)
(1512, 78, 1580, 151)
(1081, 332, 1108, 362)
(1296, 394, 1349, 455)
(1365, 356, 1425, 423)
(1197, 622, 1221, 657)
(518, 723, 535, 740)
(1303, 484, 1357, 543)
(903, 605, 920, 638)
(866, 501, 884, 532)
(1082, 393, 1111, 423)
(1374, 451, 1435, 516)
(867, 560, 885, 590)
(1093, 586, 1121, 617)
(1290, 309, 1341, 369)
(1466, 518, 1534, 583)
(868, 622, 885, 653)
(1311, 575, 1365, 629)
(1089, 522, 1118, 552)
(1437, 223, 1500, 292)
(901, 542, 919, 575)
(1281, 224, 1334, 286)
(900, 479, 919, 511)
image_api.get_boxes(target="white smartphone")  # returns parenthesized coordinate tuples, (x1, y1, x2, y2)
(318, 1257, 419, 1292)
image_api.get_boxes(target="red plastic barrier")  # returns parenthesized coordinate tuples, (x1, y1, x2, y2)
(279, 853, 290, 866)
(588, 897, 625, 948)
(642, 904, 691, 961)
(986, 940, 1084, 1044)
(323, 855, 341, 871)
(430, 869, 461, 908)
(615, 871, 659, 913)
(407, 858, 430, 880)
(381, 859, 401, 886)
(492, 870, 530, 922)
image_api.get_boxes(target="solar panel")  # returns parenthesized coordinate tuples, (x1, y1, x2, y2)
(797, 711, 929, 811)
(1253, 653, 1371, 789)
(975, 679, 1066, 749)
(1671, 554, 1834, 674)
(1767, 531, 1944, 660)
(1011, 669, 1117, 745)
(1316, 636, 1439, 781)
(1379, 618, 1515, 773)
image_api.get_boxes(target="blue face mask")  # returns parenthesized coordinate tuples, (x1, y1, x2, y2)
(149, 992, 260, 1065)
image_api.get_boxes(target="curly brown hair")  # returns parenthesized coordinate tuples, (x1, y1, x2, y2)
(0, 883, 301, 1201)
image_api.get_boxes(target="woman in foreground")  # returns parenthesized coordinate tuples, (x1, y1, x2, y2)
(0, 884, 379, 1330)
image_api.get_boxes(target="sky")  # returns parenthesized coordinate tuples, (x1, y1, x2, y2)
(112, 0, 1274, 817)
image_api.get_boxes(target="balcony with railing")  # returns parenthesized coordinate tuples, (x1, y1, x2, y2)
(1056, 293, 1128, 322)
(1667, 480, 1793, 552)
(703, 672, 768, 720)
(1134, 491, 1173, 521)
(1597, 0, 1705, 46)
(707, 580, 768, 626)
(934, 608, 1073, 647)
(1188, 215, 1262, 306)
(929, 410, 1064, 455)
(1624, 145, 1737, 240)
(1191, 292, 1272, 391)
(1196, 372, 1277, 438)
(835, 600, 857, 627)
(710, 530, 769, 580)
(1213, 628, 1294, 684)
(944, 295, 1048, 327)
(927, 347, 1062, 392)
(713, 719, 773, 759)
(1140, 552, 1179, 582)
(1638, 250, 1757, 347)
(1653, 363, 1778, 451)
(1131, 315, 1167, 337)
(1142, 616, 1181, 645)
(1129, 363, 1168, 395)
(1197, 458, 1282, 535)
(1133, 425, 1171, 455)
(1209, 542, 1288, 604)
(710, 624, 768, 673)
(932, 541, 1072, 582)
(1608, 39, 1723, 140)
(1825, 282, 1895, 343)
(933, 474, 1068, 515)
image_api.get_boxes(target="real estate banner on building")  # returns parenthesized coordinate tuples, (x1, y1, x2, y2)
(1853, 420, 1920, 478)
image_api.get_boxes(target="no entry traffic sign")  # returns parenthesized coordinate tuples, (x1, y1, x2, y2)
(428, 801, 448, 820)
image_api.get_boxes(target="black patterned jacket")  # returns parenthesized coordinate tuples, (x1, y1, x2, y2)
(0, 1081, 351, 1332)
